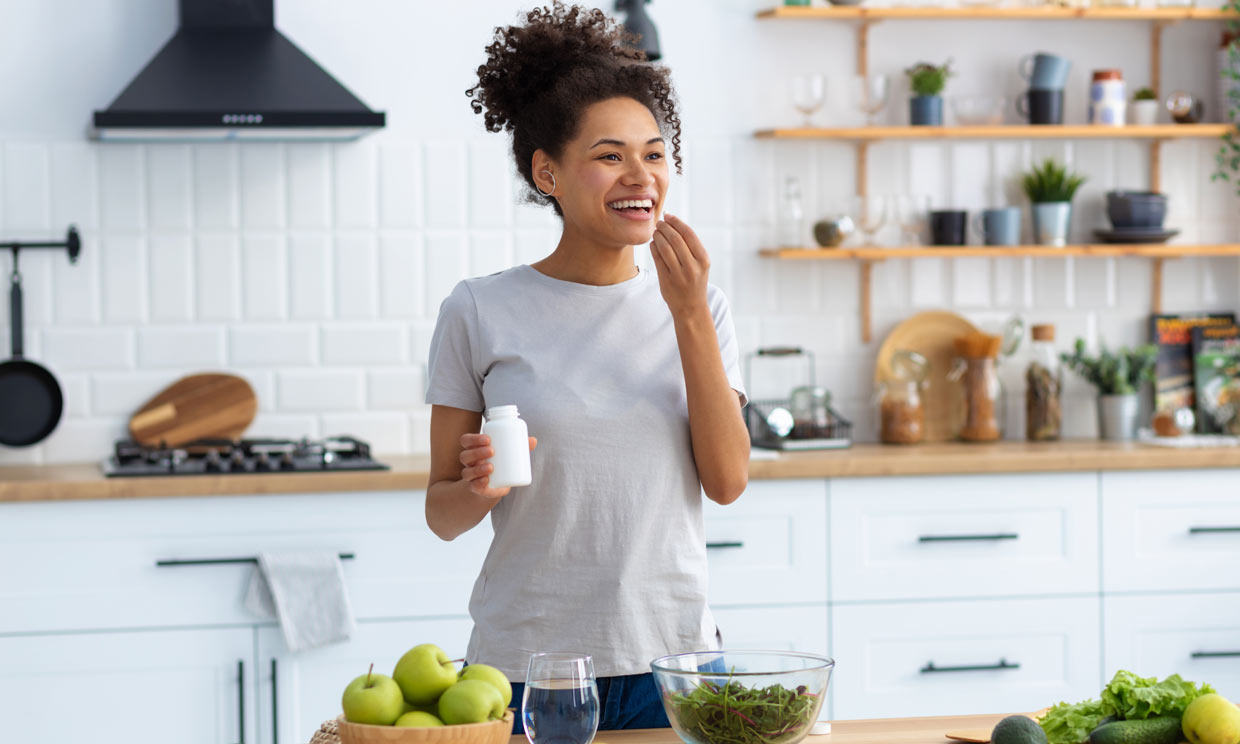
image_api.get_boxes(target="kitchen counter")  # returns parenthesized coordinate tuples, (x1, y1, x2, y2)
(3, 439, 1240, 502)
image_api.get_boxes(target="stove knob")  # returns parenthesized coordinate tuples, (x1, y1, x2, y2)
(204, 450, 223, 472)
(230, 449, 246, 465)
(256, 452, 272, 470)
(280, 451, 296, 471)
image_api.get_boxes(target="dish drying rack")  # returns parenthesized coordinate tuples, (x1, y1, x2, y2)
(744, 347, 852, 451)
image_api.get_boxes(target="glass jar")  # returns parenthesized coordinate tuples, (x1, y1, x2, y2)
(878, 379, 925, 444)
(954, 357, 1003, 442)
(790, 385, 832, 439)
(1025, 324, 1063, 441)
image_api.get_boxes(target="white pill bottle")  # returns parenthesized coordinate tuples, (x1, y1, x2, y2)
(481, 405, 532, 488)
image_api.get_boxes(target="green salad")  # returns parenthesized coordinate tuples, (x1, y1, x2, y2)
(1040, 670, 1215, 744)
(667, 679, 820, 744)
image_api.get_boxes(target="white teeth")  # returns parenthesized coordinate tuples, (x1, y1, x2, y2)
(608, 199, 653, 209)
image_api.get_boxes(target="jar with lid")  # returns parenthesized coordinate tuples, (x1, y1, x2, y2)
(950, 333, 1003, 442)
(790, 384, 832, 439)
(878, 350, 928, 445)
(1089, 70, 1126, 126)
(1025, 324, 1063, 441)
(779, 176, 805, 247)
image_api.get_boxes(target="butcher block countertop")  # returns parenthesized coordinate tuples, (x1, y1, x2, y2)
(3, 439, 1240, 503)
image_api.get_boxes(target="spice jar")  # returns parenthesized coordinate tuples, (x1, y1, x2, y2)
(951, 333, 1003, 442)
(1026, 324, 1063, 441)
(878, 350, 928, 445)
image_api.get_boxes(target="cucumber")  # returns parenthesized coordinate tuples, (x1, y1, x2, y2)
(1089, 716, 1183, 744)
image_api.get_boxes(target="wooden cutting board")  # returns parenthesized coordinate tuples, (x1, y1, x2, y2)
(129, 373, 257, 447)
(875, 310, 980, 442)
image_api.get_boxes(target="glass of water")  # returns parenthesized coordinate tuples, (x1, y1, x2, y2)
(523, 652, 599, 744)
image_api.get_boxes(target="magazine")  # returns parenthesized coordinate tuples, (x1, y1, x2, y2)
(1148, 312, 1236, 416)
(1191, 324, 1240, 434)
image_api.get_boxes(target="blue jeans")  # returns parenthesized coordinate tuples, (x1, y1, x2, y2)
(509, 672, 670, 734)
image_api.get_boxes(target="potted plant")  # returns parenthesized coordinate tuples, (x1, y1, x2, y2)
(904, 60, 952, 126)
(1060, 338, 1158, 441)
(1130, 87, 1159, 126)
(1212, 23, 1240, 198)
(1022, 157, 1086, 247)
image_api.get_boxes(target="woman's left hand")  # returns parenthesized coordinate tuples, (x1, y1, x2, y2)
(650, 213, 710, 318)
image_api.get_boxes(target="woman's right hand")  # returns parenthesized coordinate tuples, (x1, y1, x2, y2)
(459, 433, 537, 498)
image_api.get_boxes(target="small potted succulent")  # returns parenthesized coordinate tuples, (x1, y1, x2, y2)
(1022, 157, 1086, 247)
(1060, 339, 1158, 440)
(1130, 87, 1159, 126)
(904, 60, 952, 126)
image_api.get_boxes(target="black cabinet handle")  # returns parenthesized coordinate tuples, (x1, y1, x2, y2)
(918, 533, 1019, 543)
(1188, 526, 1240, 534)
(706, 541, 744, 549)
(155, 553, 354, 567)
(271, 658, 278, 744)
(921, 658, 1020, 673)
(236, 659, 246, 744)
(1192, 651, 1240, 658)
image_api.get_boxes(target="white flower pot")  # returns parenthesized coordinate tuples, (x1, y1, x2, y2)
(1129, 99, 1159, 126)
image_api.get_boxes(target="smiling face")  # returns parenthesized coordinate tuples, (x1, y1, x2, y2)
(536, 96, 669, 249)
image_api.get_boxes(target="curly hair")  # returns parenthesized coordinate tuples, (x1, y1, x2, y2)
(466, 2, 683, 217)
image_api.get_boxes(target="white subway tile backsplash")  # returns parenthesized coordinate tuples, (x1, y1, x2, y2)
(468, 231, 511, 278)
(137, 326, 226, 369)
(50, 143, 98, 232)
(688, 139, 733, 228)
(240, 144, 285, 229)
(1074, 257, 1116, 309)
(334, 140, 377, 229)
(91, 371, 181, 416)
(232, 369, 277, 412)
(410, 320, 436, 366)
(98, 145, 144, 230)
(101, 235, 147, 323)
(53, 233, 101, 324)
(949, 143, 990, 210)
(3, 143, 50, 233)
(321, 412, 409, 454)
(379, 142, 422, 229)
(241, 234, 287, 320)
(146, 145, 192, 231)
(468, 140, 512, 228)
(321, 323, 407, 366)
(0, 444, 44, 465)
(410, 409, 432, 454)
(59, 373, 91, 418)
(379, 233, 424, 317)
(194, 144, 239, 229)
(43, 328, 133, 371)
(334, 232, 378, 318)
(424, 232, 469, 312)
(1032, 256, 1074, 310)
(42, 419, 125, 464)
(288, 233, 333, 320)
(277, 369, 364, 411)
(195, 234, 242, 320)
(909, 257, 946, 307)
(952, 258, 992, 307)
(423, 141, 467, 229)
(368, 367, 424, 409)
(286, 143, 332, 230)
(245, 413, 321, 440)
(230, 325, 316, 367)
(1162, 257, 1204, 313)
(148, 234, 194, 322)
(7, 251, 53, 329)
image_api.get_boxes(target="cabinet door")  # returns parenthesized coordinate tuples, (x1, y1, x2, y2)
(257, 618, 474, 744)
(1104, 593, 1240, 700)
(0, 627, 255, 744)
(705, 479, 828, 606)
(711, 605, 829, 655)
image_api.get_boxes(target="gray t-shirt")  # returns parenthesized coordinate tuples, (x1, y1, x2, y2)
(425, 264, 747, 679)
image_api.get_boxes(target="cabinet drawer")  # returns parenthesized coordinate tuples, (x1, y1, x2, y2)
(830, 473, 1098, 601)
(711, 605, 829, 656)
(705, 479, 827, 606)
(1103, 593, 1240, 700)
(831, 597, 1101, 720)
(0, 491, 489, 633)
(1101, 471, 1240, 592)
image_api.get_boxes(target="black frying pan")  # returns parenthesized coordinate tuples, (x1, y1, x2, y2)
(0, 228, 78, 447)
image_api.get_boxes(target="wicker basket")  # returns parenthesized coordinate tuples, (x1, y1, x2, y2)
(335, 711, 514, 744)
(310, 718, 341, 744)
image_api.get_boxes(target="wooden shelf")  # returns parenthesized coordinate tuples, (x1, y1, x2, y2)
(757, 5, 1240, 20)
(755, 124, 1236, 140)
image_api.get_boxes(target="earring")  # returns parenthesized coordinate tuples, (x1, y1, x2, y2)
(536, 169, 556, 197)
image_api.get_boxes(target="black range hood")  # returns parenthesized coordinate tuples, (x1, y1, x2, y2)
(92, 0, 384, 141)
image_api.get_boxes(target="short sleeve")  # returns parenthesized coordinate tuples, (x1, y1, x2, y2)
(425, 282, 486, 412)
(708, 285, 748, 408)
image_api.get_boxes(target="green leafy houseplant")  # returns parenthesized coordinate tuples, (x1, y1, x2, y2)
(1022, 158, 1087, 204)
(1212, 9, 1240, 197)
(1060, 338, 1157, 395)
(904, 60, 952, 97)
(1132, 86, 1156, 101)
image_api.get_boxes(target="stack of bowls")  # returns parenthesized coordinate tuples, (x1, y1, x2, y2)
(1096, 190, 1177, 243)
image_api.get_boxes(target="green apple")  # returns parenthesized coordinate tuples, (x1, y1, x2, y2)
(342, 666, 405, 725)
(393, 643, 459, 705)
(458, 664, 513, 708)
(438, 679, 506, 725)
(395, 711, 445, 727)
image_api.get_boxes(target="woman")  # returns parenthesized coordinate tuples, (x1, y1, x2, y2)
(425, 3, 750, 731)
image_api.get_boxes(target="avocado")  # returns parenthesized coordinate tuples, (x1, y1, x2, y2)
(993, 715, 1049, 744)
(1089, 717, 1183, 744)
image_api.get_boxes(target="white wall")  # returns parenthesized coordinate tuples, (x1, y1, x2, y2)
(1, 0, 1237, 463)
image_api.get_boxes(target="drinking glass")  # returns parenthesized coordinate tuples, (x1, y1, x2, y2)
(853, 73, 891, 126)
(791, 74, 827, 127)
(854, 195, 889, 246)
(894, 194, 932, 246)
(523, 653, 600, 744)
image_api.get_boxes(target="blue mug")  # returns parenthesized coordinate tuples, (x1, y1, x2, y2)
(1019, 53, 1071, 90)
(975, 207, 1022, 246)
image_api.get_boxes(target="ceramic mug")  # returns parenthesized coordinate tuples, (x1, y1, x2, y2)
(974, 207, 1022, 246)
(930, 210, 968, 245)
(1016, 89, 1065, 125)
(1019, 53, 1071, 90)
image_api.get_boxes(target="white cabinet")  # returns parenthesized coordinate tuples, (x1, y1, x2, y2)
(831, 597, 1101, 720)
(830, 473, 1098, 601)
(1101, 471, 1240, 593)
(0, 627, 255, 744)
(704, 479, 828, 606)
(1103, 593, 1240, 701)
(258, 618, 475, 744)
(711, 605, 829, 656)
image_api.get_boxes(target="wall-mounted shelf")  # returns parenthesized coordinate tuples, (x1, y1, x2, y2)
(757, 6, 1240, 21)
(760, 244, 1240, 342)
(755, 124, 1236, 140)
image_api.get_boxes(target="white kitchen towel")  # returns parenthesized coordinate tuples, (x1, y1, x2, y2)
(243, 551, 356, 653)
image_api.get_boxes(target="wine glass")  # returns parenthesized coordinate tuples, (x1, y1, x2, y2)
(853, 73, 891, 126)
(854, 195, 889, 246)
(893, 194, 931, 246)
(791, 74, 827, 127)
(523, 653, 600, 744)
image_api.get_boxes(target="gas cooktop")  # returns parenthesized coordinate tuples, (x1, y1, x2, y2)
(101, 436, 389, 477)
